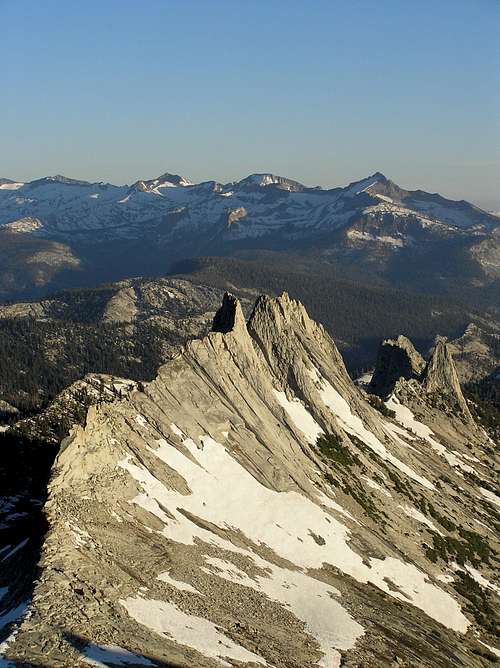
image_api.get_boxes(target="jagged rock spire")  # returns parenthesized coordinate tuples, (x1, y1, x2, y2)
(247, 292, 352, 408)
(369, 335, 426, 398)
(423, 337, 472, 419)
(211, 292, 246, 334)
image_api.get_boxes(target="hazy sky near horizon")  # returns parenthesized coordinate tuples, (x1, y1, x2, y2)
(1, 0, 499, 209)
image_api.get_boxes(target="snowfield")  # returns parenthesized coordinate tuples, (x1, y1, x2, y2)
(83, 642, 155, 667)
(118, 424, 469, 654)
(120, 597, 268, 667)
(273, 389, 323, 444)
(385, 395, 477, 473)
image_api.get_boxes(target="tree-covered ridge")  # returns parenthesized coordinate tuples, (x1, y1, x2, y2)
(0, 277, 231, 413)
(0, 318, 168, 412)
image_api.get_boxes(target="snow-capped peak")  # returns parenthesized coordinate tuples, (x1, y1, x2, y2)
(0, 178, 24, 190)
(246, 173, 284, 187)
(345, 172, 388, 195)
(237, 173, 306, 191)
(131, 173, 193, 192)
(27, 175, 95, 189)
(154, 172, 193, 188)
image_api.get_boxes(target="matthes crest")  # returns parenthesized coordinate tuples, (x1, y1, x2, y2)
(1, 293, 498, 667)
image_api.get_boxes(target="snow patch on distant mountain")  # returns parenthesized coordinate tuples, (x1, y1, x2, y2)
(0, 182, 24, 191)
(346, 174, 384, 196)
(236, 173, 307, 191)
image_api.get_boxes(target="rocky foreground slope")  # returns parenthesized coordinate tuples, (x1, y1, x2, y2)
(0, 294, 499, 667)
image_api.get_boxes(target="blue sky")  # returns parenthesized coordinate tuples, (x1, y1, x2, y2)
(1, 0, 499, 208)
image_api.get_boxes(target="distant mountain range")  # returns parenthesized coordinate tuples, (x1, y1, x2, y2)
(0, 170, 498, 306)
(1, 170, 498, 238)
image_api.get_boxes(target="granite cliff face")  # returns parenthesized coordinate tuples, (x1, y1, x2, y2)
(369, 336, 426, 398)
(423, 338, 473, 419)
(1, 294, 498, 667)
(369, 334, 474, 420)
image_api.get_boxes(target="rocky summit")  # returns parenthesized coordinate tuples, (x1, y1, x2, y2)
(369, 334, 473, 419)
(368, 335, 426, 398)
(0, 293, 499, 667)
